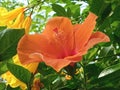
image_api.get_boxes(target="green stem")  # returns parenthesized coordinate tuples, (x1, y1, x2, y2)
(83, 66, 87, 90)
(27, 83, 31, 90)
(80, 59, 87, 90)
(49, 85, 52, 90)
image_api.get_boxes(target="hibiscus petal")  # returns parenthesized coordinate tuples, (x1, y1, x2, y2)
(65, 54, 83, 62)
(85, 31, 110, 49)
(44, 17, 73, 36)
(42, 56, 71, 72)
(43, 17, 74, 56)
(75, 12, 98, 51)
(17, 34, 64, 64)
(20, 52, 71, 72)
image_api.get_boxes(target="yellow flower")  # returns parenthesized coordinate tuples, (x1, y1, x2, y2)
(1, 14, 36, 88)
(0, 6, 32, 34)
(0, 7, 8, 15)
(65, 74, 72, 80)
(0, 7, 25, 27)
(1, 72, 27, 90)
(22, 16, 32, 34)
(0, 7, 10, 26)
(8, 12, 25, 29)
(0, 7, 35, 89)
(1, 55, 39, 89)
(0, 7, 25, 22)
(7, 11, 32, 33)
(8, 12, 32, 34)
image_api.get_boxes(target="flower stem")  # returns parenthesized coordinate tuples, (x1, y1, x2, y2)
(83, 66, 87, 90)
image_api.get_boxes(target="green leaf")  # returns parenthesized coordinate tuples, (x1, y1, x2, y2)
(7, 85, 21, 90)
(85, 47, 98, 60)
(98, 70, 120, 84)
(7, 63, 32, 85)
(99, 17, 111, 30)
(0, 83, 6, 90)
(40, 74, 58, 88)
(90, 0, 109, 16)
(0, 26, 7, 31)
(114, 23, 120, 38)
(101, 4, 111, 19)
(38, 62, 56, 76)
(99, 63, 120, 78)
(52, 4, 67, 16)
(86, 62, 102, 79)
(91, 69, 120, 86)
(99, 45, 113, 57)
(67, 7, 71, 17)
(111, 6, 120, 21)
(0, 62, 8, 75)
(0, 29, 25, 61)
(73, 6, 80, 19)
(90, 87, 120, 90)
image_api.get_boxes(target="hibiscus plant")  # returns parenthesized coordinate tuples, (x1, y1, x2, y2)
(0, 0, 120, 90)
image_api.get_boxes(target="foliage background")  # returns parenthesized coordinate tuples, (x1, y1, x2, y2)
(0, 0, 120, 90)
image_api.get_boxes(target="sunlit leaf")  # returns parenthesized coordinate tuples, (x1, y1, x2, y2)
(99, 45, 113, 57)
(99, 63, 120, 78)
(52, 4, 67, 16)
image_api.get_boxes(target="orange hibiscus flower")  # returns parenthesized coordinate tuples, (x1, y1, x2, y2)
(17, 12, 110, 72)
